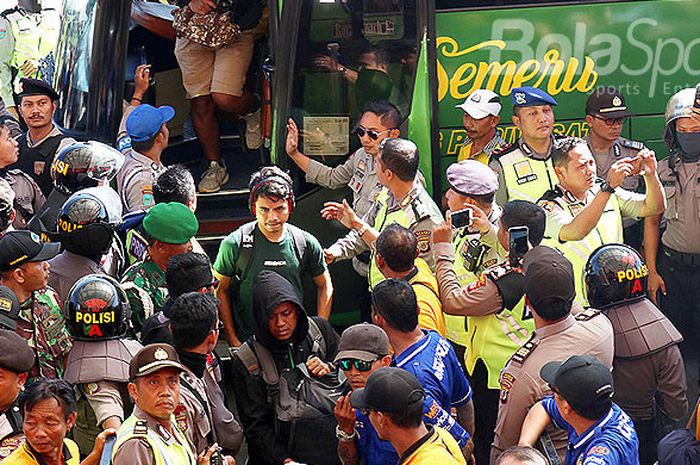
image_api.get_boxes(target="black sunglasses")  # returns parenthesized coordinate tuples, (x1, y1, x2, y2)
(592, 115, 625, 126)
(354, 126, 394, 141)
(337, 358, 379, 372)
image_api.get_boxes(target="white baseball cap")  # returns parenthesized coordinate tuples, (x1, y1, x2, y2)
(455, 89, 502, 119)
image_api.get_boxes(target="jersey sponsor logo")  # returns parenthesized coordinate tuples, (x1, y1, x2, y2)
(425, 400, 442, 420)
(432, 338, 451, 381)
(264, 260, 288, 266)
(513, 160, 537, 184)
(588, 446, 610, 456)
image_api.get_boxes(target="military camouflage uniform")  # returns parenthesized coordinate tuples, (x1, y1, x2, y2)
(15, 287, 72, 381)
(121, 259, 168, 335)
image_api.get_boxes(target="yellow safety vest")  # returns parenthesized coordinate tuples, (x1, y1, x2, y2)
(113, 414, 196, 465)
(496, 145, 558, 203)
(6, 9, 59, 93)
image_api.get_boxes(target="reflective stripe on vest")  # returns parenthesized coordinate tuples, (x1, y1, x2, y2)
(499, 151, 557, 203)
(113, 414, 196, 465)
(444, 232, 474, 347)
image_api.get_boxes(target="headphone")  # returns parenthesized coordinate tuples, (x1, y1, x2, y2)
(248, 175, 295, 215)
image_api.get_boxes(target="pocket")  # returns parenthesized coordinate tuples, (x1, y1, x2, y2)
(664, 185, 677, 220)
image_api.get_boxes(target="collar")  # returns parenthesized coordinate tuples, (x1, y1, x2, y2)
(403, 266, 420, 283)
(127, 148, 163, 170)
(534, 314, 575, 339)
(388, 181, 421, 210)
(569, 408, 615, 451)
(132, 405, 180, 446)
(519, 136, 553, 160)
(53, 251, 100, 271)
(358, 148, 377, 174)
(24, 438, 73, 465)
(399, 426, 436, 464)
(394, 330, 430, 368)
(26, 125, 61, 148)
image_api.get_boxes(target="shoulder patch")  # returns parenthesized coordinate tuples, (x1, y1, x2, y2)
(486, 264, 513, 282)
(492, 143, 517, 159)
(575, 308, 601, 321)
(500, 372, 515, 403)
(174, 405, 188, 432)
(86, 383, 99, 395)
(415, 230, 432, 254)
(510, 335, 539, 366)
(467, 273, 487, 292)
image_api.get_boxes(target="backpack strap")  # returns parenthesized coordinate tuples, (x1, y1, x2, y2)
(236, 341, 262, 378)
(287, 224, 309, 269)
(234, 221, 258, 282)
(307, 317, 326, 359)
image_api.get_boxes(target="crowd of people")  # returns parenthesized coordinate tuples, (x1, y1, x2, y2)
(0, 3, 699, 463)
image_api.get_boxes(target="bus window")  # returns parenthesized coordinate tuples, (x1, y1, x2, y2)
(288, 0, 418, 168)
(436, 0, 631, 11)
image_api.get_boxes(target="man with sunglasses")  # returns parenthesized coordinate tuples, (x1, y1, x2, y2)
(286, 101, 401, 279)
(333, 323, 396, 465)
(585, 87, 648, 249)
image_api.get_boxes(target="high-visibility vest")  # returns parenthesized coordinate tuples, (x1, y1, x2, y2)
(113, 414, 196, 465)
(496, 146, 558, 203)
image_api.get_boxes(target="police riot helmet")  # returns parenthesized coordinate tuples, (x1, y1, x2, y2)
(584, 243, 649, 309)
(51, 141, 125, 195)
(663, 86, 697, 151)
(66, 274, 130, 340)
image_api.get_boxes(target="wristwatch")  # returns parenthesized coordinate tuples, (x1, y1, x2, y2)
(600, 180, 616, 193)
(335, 425, 357, 442)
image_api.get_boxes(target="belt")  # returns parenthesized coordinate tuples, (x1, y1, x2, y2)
(663, 245, 700, 267)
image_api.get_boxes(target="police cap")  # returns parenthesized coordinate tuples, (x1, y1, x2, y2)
(586, 87, 633, 119)
(511, 86, 557, 108)
(18, 78, 59, 101)
(446, 160, 498, 196)
(0, 329, 35, 373)
(129, 343, 185, 380)
(142, 202, 198, 245)
(0, 230, 60, 272)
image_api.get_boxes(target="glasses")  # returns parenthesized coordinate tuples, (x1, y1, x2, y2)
(592, 115, 625, 127)
(337, 358, 379, 372)
(203, 278, 220, 290)
(354, 126, 394, 140)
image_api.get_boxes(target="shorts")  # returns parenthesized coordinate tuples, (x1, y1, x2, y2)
(174, 30, 255, 98)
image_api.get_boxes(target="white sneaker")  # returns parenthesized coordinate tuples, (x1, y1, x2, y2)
(244, 107, 263, 150)
(199, 161, 230, 193)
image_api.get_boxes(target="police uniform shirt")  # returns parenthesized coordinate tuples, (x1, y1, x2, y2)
(658, 157, 700, 254)
(542, 396, 639, 465)
(457, 132, 507, 164)
(586, 136, 645, 193)
(0, 397, 24, 460)
(47, 251, 100, 302)
(1, 168, 45, 228)
(490, 312, 614, 464)
(116, 149, 164, 214)
(81, 381, 126, 426)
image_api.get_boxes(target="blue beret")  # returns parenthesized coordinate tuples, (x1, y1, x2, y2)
(512, 87, 557, 108)
(446, 160, 498, 196)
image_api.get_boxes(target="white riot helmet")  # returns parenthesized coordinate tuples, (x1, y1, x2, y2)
(663, 86, 696, 151)
(0, 0, 19, 12)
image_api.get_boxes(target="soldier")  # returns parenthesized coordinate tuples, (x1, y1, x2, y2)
(116, 104, 172, 213)
(489, 86, 559, 205)
(0, 119, 45, 229)
(0, 230, 71, 381)
(455, 89, 506, 164)
(585, 87, 649, 248)
(121, 202, 198, 335)
(432, 199, 542, 465)
(322, 138, 443, 288)
(538, 136, 664, 306)
(13, 79, 76, 196)
(48, 186, 123, 301)
(0, 329, 35, 460)
(490, 246, 614, 464)
(63, 274, 143, 457)
(585, 244, 687, 465)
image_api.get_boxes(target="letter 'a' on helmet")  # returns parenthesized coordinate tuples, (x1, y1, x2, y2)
(51, 141, 125, 195)
(66, 274, 131, 340)
(584, 243, 649, 310)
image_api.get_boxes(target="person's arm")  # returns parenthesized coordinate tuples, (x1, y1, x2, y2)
(321, 200, 377, 263)
(636, 149, 666, 217)
(313, 271, 333, 320)
(81, 428, 117, 465)
(518, 401, 552, 447)
(456, 398, 475, 436)
(655, 345, 689, 421)
(334, 395, 359, 465)
(214, 273, 241, 348)
(84, 381, 124, 431)
(489, 158, 508, 207)
(643, 214, 666, 305)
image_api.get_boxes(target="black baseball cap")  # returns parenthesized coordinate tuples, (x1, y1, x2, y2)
(0, 231, 61, 272)
(586, 87, 633, 119)
(350, 367, 425, 413)
(334, 323, 390, 363)
(540, 355, 614, 413)
(524, 246, 575, 314)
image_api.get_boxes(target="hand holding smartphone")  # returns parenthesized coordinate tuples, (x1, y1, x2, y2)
(508, 226, 529, 268)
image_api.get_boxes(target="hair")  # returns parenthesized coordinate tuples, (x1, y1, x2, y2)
(496, 446, 547, 465)
(567, 397, 613, 422)
(166, 253, 213, 298)
(500, 200, 546, 247)
(375, 224, 417, 272)
(466, 191, 496, 208)
(364, 45, 389, 66)
(551, 136, 587, 168)
(512, 106, 521, 117)
(378, 138, 419, 182)
(170, 292, 219, 350)
(131, 131, 160, 154)
(371, 278, 418, 333)
(362, 101, 402, 129)
(249, 166, 294, 204)
(529, 297, 571, 322)
(20, 379, 77, 420)
(384, 401, 424, 428)
(154, 165, 196, 206)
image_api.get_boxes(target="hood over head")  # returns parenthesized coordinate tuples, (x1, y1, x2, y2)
(252, 270, 309, 349)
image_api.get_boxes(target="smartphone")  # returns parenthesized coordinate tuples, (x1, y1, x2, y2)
(508, 226, 529, 267)
(451, 208, 472, 229)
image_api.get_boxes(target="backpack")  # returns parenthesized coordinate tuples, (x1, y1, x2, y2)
(658, 398, 700, 465)
(236, 318, 345, 465)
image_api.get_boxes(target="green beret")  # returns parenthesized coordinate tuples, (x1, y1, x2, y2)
(143, 202, 198, 244)
(0, 329, 35, 373)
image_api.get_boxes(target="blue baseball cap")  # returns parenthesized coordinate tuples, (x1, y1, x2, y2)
(511, 87, 558, 108)
(126, 104, 175, 143)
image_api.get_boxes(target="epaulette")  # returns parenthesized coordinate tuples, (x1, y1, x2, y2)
(510, 335, 539, 365)
(538, 187, 562, 203)
(492, 143, 517, 160)
(553, 133, 568, 140)
(575, 308, 601, 321)
(132, 419, 148, 436)
(619, 138, 645, 151)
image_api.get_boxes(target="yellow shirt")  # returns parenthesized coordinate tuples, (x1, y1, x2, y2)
(4, 439, 80, 465)
(456, 134, 507, 164)
(401, 426, 466, 465)
(409, 258, 446, 337)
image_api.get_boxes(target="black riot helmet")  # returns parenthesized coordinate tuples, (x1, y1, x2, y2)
(66, 274, 130, 340)
(51, 141, 125, 195)
(584, 243, 649, 309)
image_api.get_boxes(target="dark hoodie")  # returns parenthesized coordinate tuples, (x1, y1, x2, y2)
(231, 270, 339, 465)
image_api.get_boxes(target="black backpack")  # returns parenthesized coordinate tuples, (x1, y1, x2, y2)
(658, 398, 700, 465)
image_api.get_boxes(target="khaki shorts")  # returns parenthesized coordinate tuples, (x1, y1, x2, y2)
(174, 31, 255, 98)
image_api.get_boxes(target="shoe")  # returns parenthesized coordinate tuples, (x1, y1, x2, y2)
(244, 107, 263, 150)
(199, 161, 230, 193)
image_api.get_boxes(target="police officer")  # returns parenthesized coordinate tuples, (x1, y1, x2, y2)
(490, 246, 614, 464)
(585, 87, 648, 248)
(0, 328, 34, 460)
(489, 87, 560, 206)
(322, 138, 443, 288)
(648, 86, 700, 359)
(47, 186, 123, 301)
(538, 136, 664, 306)
(13, 79, 76, 196)
(63, 274, 143, 457)
(121, 202, 198, 335)
(0, 96, 20, 137)
(455, 89, 506, 164)
(585, 244, 687, 465)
